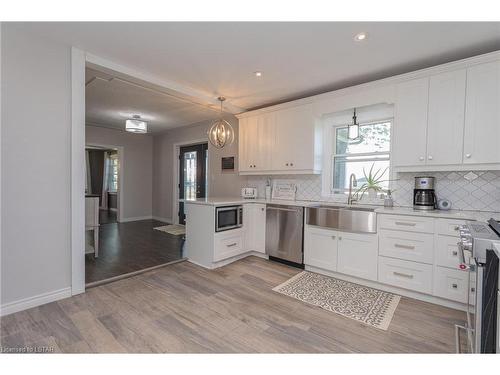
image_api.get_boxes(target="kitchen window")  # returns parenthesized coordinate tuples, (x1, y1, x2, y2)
(332, 120, 391, 193)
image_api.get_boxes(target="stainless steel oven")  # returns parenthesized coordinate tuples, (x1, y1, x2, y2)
(215, 205, 243, 232)
(456, 220, 500, 353)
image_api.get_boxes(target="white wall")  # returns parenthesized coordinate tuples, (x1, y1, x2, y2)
(1, 25, 72, 307)
(86, 125, 153, 220)
(152, 116, 247, 222)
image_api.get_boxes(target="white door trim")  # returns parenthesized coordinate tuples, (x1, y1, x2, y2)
(71, 47, 86, 296)
(172, 139, 210, 224)
(86, 143, 125, 223)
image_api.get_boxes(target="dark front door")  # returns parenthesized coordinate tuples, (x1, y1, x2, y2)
(178, 143, 208, 225)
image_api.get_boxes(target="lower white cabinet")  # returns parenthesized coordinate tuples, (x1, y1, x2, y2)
(337, 232, 378, 282)
(304, 226, 338, 271)
(244, 203, 266, 253)
(436, 235, 462, 269)
(433, 266, 469, 303)
(214, 229, 245, 262)
(379, 229, 434, 264)
(378, 256, 433, 294)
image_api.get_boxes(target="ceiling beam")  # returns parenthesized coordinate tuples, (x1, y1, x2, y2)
(86, 53, 246, 115)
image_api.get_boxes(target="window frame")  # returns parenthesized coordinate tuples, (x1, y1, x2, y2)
(322, 117, 393, 198)
(108, 153, 119, 193)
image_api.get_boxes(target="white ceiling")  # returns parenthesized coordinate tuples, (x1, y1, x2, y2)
(85, 67, 220, 133)
(14, 22, 500, 115)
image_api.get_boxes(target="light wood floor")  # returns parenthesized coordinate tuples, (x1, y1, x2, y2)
(1, 256, 466, 353)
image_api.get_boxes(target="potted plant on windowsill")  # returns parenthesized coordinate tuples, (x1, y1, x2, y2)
(354, 164, 389, 200)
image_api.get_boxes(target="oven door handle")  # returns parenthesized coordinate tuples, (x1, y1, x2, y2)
(457, 242, 469, 270)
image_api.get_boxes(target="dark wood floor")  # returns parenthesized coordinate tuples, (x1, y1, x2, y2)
(99, 209, 117, 224)
(1, 256, 466, 353)
(85, 219, 183, 284)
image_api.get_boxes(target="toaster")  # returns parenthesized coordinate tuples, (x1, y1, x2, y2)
(241, 187, 258, 199)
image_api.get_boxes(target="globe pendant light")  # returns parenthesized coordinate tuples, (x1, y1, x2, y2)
(208, 97, 234, 149)
(348, 108, 360, 140)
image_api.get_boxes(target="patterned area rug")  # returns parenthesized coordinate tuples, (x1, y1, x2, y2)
(154, 224, 185, 236)
(273, 271, 400, 330)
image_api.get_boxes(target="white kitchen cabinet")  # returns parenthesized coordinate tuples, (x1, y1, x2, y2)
(337, 232, 378, 281)
(379, 229, 434, 264)
(426, 69, 466, 165)
(213, 229, 245, 262)
(273, 104, 319, 172)
(392, 77, 429, 167)
(237, 103, 321, 175)
(244, 204, 266, 253)
(304, 226, 338, 271)
(463, 60, 500, 165)
(378, 256, 433, 294)
(238, 113, 275, 173)
(433, 266, 469, 303)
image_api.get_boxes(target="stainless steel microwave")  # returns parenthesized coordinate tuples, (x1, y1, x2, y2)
(215, 205, 243, 232)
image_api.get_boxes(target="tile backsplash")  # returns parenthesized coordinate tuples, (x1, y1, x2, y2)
(246, 170, 500, 212)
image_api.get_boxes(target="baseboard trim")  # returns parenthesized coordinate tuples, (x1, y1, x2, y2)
(119, 215, 153, 223)
(152, 216, 173, 224)
(0, 287, 72, 317)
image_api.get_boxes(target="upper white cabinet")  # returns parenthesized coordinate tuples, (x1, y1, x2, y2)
(239, 113, 275, 173)
(392, 77, 429, 167)
(238, 103, 321, 175)
(463, 60, 500, 165)
(426, 69, 466, 165)
(393, 70, 467, 168)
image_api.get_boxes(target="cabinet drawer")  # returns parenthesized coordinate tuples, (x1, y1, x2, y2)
(379, 214, 434, 233)
(378, 256, 433, 294)
(433, 266, 469, 303)
(435, 219, 467, 237)
(436, 235, 462, 269)
(379, 230, 434, 264)
(214, 231, 244, 261)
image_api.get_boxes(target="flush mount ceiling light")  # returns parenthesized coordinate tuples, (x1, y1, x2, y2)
(125, 115, 147, 133)
(207, 97, 234, 149)
(254, 71, 263, 77)
(348, 108, 360, 140)
(354, 32, 368, 42)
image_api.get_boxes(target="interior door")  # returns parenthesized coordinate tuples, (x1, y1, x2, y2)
(178, 143, 208, 225)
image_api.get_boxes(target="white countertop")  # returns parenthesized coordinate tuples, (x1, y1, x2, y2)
(183, 197, 500, 221)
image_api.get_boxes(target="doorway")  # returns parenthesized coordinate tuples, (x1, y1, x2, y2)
(178, 143, 208, 225)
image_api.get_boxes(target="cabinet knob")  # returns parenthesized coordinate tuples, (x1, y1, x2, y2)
(285, 163, 289, 166)
(419, 156, 424, 161)
(290, 163, 294, 166)
(465, 154, 471, 158)
(452, 283, 458, 289)
(428, 155, 433, 160)
(452, 251, 458, 256)
(338, 236, 342, 240)
(331, 235, 336, 240)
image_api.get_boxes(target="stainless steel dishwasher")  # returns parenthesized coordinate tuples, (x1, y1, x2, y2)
(266, 204, 304, 266)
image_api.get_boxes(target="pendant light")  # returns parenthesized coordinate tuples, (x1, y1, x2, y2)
(125, 115, 147, 133)
(348, 108, 360, 140)
(208, 97, 234, 149)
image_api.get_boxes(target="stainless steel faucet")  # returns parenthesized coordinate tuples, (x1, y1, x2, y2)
(348, 173, 358, 205)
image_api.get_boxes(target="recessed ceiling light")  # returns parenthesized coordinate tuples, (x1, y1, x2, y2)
(354, 32, 368, 42)
(254, 71, 263, 77)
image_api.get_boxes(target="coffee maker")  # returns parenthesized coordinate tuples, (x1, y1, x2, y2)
(413, 176, 437, 210)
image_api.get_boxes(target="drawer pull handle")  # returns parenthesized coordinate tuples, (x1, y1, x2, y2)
(226, 243, 238, 247)
(452, 283, 458, 289)
(395, 221, 416, 227)
(394, 243, 415, 250)
(452, 251, 458, 256)
(393, 271, 414, 279)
